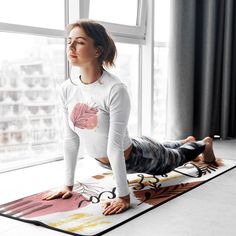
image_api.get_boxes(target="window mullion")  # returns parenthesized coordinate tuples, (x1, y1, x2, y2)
(0, 22, 65, 38)
(137, 0, 147, 36)
(138, 45, 143, 136)
(141, 0, 154, 136)
(79, 0, 90, 19)
(65, 0, 69, 26)
(100, 21, 146, 45)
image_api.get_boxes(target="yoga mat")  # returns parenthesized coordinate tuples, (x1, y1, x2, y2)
(0, 159, 235, 236)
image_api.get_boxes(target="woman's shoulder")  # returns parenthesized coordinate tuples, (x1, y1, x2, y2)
(60, 78, 70, 88)
(60, 78, 76, 92)
(102, 70, 126, 89)
(102, 71, 130, 105)
(59, 79, 77, 101)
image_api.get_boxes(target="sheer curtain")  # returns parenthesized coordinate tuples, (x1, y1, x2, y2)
(166, 0, 236, 140)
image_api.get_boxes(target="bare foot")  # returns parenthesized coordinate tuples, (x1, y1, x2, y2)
(182, 136, 202, 162)
(193, 154, 204, 162)
(202, 137, 216, 163)
(182, 136, 196, 144)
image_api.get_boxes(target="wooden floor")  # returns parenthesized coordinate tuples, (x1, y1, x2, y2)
(0, 139, 236, 236)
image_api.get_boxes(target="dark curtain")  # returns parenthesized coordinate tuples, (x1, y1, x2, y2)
(166, 0, 236, 140)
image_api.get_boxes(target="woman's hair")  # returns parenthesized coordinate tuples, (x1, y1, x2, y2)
(67, 19, 117, 68)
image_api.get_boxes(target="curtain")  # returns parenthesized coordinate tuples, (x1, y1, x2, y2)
(166, 0, 236, 140)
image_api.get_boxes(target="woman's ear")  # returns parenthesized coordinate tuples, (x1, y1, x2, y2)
(95, 46, 103, 58)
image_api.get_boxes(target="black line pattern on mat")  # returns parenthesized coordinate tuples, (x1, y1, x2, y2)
(173, 162, 203, 178)
(129, 162, 206, 193)
(129, 174, 162, 191)
(132, 174, 146, 190)
(197, 164, 218, 175)
(137, 183, 195, 206)
(77, 187, 116, 208)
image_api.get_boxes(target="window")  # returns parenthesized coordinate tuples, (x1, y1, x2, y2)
(110, 43, 139, 136)
(0, 0, 64, 29)
(153, 0, 170, 140)
(89, 0, 138, 26)
(0, 2, 66, 173)
(154, 0, 170, 42)
(0, 0, 170, 172)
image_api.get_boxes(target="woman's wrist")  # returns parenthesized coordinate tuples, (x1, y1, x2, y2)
(65, 185, 73, 191)
(119, 194, 130, 201)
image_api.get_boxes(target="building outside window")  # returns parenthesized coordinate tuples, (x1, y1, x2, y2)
(0, 0, 65, 172)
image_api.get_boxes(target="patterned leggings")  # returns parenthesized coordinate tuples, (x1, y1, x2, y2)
(125, 136, 205, 175)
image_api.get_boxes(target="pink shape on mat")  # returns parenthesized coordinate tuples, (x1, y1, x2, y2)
(2, 192, 90, 219)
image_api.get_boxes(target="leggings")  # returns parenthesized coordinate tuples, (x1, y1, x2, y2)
(125, 136, 205, 175)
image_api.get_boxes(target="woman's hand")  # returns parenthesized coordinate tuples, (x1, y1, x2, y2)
(42, 186, 73, 200)
(102, 195, 130, 215)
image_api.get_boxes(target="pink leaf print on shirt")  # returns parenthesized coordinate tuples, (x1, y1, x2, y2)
(70, 103, 98, 129)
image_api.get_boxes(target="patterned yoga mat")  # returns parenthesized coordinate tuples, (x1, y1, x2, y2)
(0, 159, 235, 236)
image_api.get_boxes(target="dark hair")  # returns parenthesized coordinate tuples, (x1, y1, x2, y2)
(67, 19, 117, 68)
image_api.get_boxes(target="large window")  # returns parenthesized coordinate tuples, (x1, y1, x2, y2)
(0, 0, 170, 172)
(153, 0, 170, 140)
(0, 1, 65, 172)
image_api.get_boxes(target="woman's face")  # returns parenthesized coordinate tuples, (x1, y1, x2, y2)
(67, 26, 100, 67)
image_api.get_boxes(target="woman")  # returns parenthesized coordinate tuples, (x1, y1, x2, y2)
(42, 19, 216, 215)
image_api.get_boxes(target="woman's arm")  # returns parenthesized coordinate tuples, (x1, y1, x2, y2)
(62, 114, 80, 187)
(42, 84, 79, 200)
(60, 84, 80, 188)
(104, 83, 131, 214)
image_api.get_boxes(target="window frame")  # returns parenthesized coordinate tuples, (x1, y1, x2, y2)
(153, 0, 170, 140)
(0, 22, 65, 38)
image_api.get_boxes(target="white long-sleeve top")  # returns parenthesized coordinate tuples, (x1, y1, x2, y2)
(59, 70, 132, 197)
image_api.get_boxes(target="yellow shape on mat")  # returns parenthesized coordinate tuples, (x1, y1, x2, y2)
(66, 216, 111, 233)
(49, 213, 92, 227)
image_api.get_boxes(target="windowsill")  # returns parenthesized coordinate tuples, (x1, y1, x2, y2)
(0, 156, 63, 174)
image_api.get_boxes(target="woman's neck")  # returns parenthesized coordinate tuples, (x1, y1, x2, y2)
(80, 66, 103, 84)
